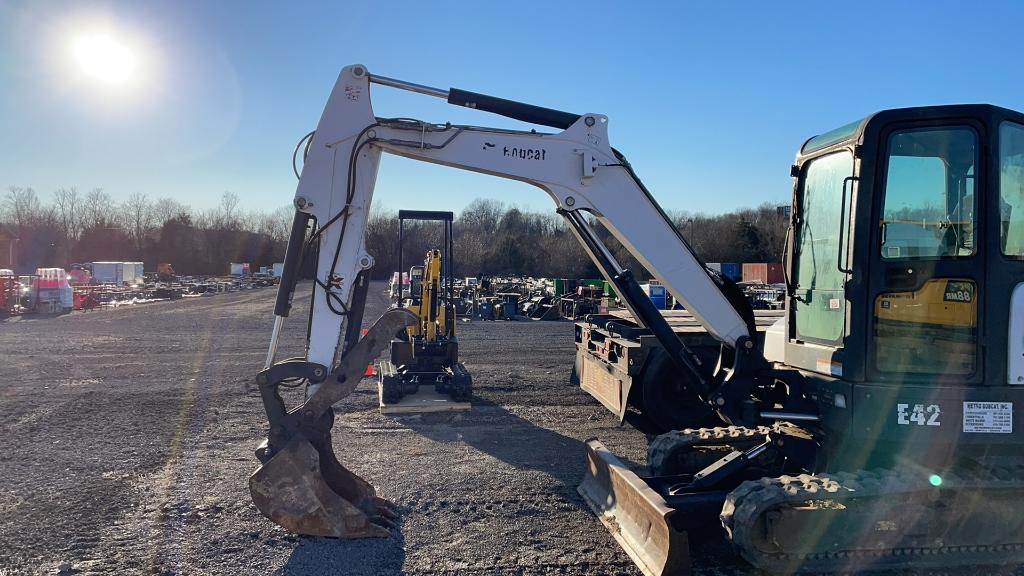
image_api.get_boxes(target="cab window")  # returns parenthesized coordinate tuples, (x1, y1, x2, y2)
(880, 127, 977, 259)
(1000, 121, 1024, 256)
(794, 151, 852, 344)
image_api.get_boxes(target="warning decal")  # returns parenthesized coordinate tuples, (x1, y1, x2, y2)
(962, 402, 1013, 433)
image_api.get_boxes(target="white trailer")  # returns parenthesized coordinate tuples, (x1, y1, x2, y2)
(91, 262, 122, 284)
(128, 262, 144, 283)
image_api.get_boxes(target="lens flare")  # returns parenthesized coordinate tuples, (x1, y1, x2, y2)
(70, 33, 137, 85)
(929, 474, 942, 487)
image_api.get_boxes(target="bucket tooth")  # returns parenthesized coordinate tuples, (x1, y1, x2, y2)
(249, 436, 392, 538)
(578, 438, 691, 576)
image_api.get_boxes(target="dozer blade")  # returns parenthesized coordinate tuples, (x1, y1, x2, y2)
(578, 438, 691, 576)
(250, 308, 418, 538)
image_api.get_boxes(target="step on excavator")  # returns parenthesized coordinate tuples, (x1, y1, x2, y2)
(251, 64, 1024, 573)
(379, 209, 471, 404)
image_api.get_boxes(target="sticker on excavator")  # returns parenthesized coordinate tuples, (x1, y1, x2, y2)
(963, 401, 1013, 433)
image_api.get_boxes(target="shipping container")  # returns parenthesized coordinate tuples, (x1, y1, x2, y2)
(272, 263, 284, 278)
(639, 283, 667, 309)
(706, 262, 723, 273)
(741, 263, 785, 284)
(720, 263, 742, 281)
(230, 262, 251, 276)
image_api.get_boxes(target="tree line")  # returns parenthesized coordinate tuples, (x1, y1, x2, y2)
(1, 187, 787, 279)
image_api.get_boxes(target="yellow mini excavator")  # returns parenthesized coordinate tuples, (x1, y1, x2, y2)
(379, 210, 471, 403)
(250, 64, 1024, 574)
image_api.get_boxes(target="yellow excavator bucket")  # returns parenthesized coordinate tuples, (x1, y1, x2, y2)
(250, 308, 417, 538)
(578, 439, 691, 576)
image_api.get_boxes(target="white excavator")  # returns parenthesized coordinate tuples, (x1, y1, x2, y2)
(252, 64, 1024, 574)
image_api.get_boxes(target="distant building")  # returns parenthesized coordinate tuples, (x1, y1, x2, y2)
(0, 227, 16, 270)
(776, 205, 792, 218)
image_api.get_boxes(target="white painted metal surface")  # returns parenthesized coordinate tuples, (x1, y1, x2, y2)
(1009, 283, 1024, 384)
(294, 64, 750, 371)
(763, 316, 786, 363)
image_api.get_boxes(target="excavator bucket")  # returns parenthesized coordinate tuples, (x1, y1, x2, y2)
(578, 439, 691, 576)
(249, 433, 395, 538)
(250, 307, 417, 539)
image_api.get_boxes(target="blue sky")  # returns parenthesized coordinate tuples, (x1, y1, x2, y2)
(2, 1, 1022, 216)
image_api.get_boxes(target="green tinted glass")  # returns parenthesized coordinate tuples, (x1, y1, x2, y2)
(1000, 122, 1024, 256)
(795, 151, 853, 343)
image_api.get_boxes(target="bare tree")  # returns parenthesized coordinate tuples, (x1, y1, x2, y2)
(83, 188, 116, 229)
(122, 192, 154, 255)
(219, 191, 241, 230)
(152, 197, 189, 225)
(3, 186, 43, 232)
(53, 187, 81, 242)
(271, 205, 293, 242)
(458, 198, 504, 231)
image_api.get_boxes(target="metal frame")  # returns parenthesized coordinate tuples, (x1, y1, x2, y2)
(397, 209, 455, 336)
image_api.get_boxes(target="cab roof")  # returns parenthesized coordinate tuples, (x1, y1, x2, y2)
(800, 104, 1024, 156)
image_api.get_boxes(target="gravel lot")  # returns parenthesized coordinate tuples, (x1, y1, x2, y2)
(6, 282, 1007, 576)
(0, 282, 756, 576)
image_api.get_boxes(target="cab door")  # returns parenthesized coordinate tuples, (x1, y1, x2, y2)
(789, 149, 855, 375)
(869, 122, 984, 384)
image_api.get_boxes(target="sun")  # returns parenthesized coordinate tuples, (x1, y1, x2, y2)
(70, 33, 137, 85)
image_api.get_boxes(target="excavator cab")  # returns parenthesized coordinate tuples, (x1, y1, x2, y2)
(781, 105, 1024, 470)
(407, 265, 424, 303)
(582, 105, 1024, 575)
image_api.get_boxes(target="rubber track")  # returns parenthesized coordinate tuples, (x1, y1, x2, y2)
(721, 464, 1024, 573)
(646, 424, 785, 475)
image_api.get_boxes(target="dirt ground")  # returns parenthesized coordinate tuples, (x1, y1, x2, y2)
(4, 282, 1019, 573)
(5, 282, 1020, 576)
(0, 282, 754, 575)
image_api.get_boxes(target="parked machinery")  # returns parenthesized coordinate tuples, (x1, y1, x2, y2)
(378, 210, 471, 404)
(250, 65, 1024, 575)
(0, 271, 19, 315)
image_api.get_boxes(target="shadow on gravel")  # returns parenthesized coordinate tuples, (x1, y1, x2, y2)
(402, 398, 588, 490)
(273, 531, 406, 576)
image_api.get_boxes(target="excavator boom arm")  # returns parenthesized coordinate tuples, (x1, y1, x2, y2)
(273, 64, 750, 378)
